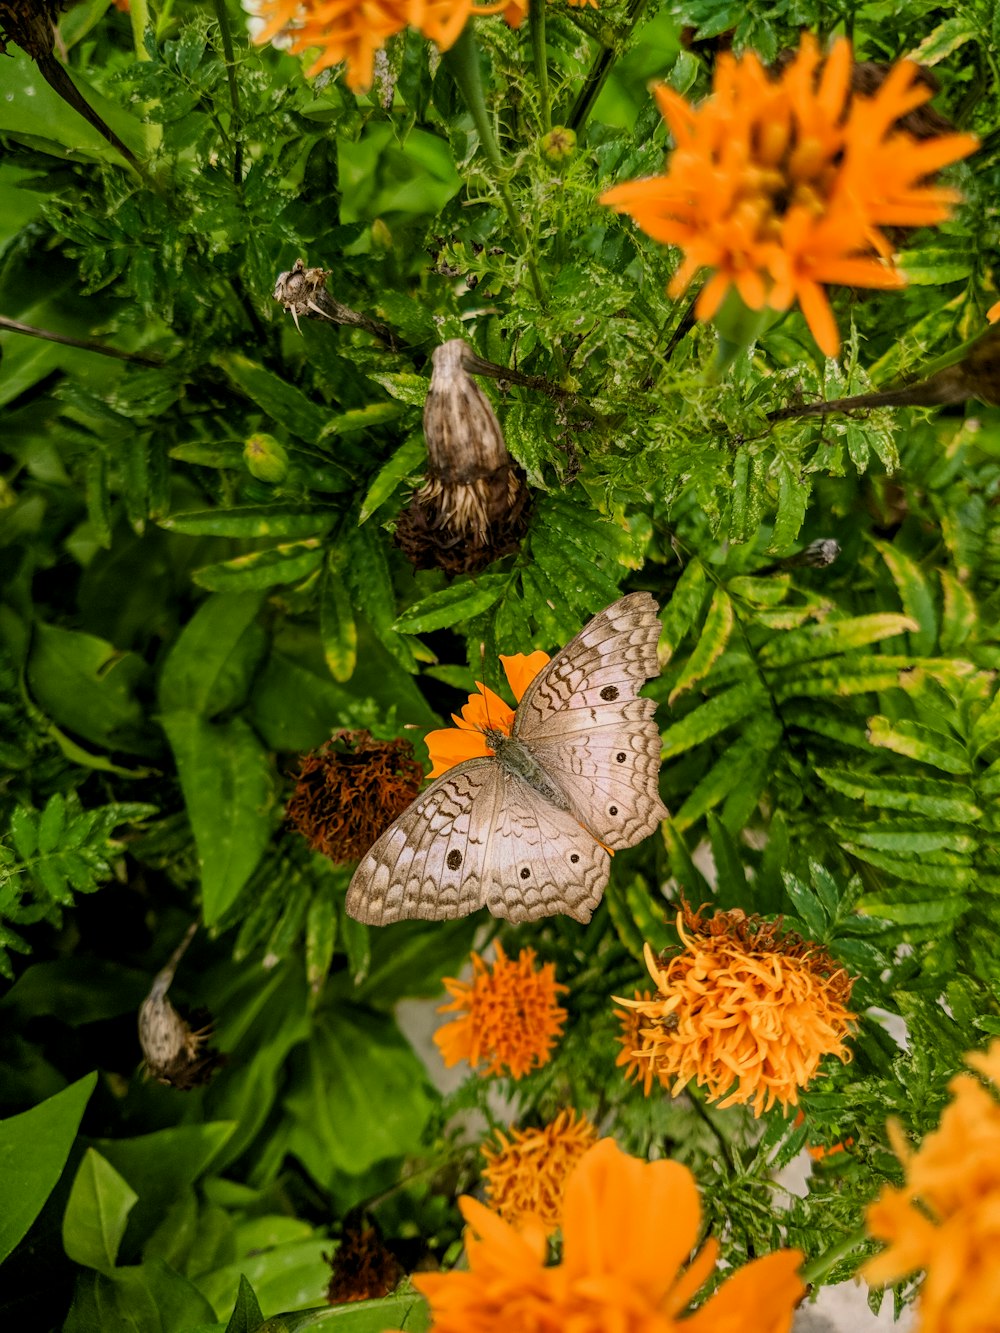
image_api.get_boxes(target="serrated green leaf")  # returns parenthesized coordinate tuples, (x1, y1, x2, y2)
(193, 541, 325, 593)
(215, 353, 329, 443)
(342, 524, 418, 672)
(771, 654, 923, 700)
(908, 17, 977, 64)
(847, 844, 972, 887)
(366, 372, 428, 406)
(318, 402, 406, 441)
(857, 896, 967, 925)
(873, 541, 937, 655)
(758, 614, 918, 667)
(358, 435, 425, 523)
(938, 570, 977, 653)
(661, 682, 767, 757)
(160, 507, 334, 538)
(706, 813, 749, 909)
(672, 717, 780, 832)
(320, 560, 358, 683)
(10, 804, 38, 860)
(669, 588, 734, 704)
(815, 769, 982, 822)
(394, 575, 509, 634)
(37, 793, 66, 855)
(770, 462, 809, 550)
(782, 872, 828, 938)
(658, 561, 708, 665)
(867, 716, 971, 774)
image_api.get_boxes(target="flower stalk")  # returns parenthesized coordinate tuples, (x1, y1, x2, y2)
(529, 0, 551, 133)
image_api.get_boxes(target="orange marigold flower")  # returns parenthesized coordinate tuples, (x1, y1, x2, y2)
(600, 34, 977, 358)
(863, 1039, 1000, 1331)
(616, 905, 855, 1116)
(481, 1109, 598, 1232)
(388, 1138, 805, 1333)
(252, 0, 506, 92)
(434, 940, 567, 1079)
(614, 989, 672, 1096)
(425, 650, 549, 779)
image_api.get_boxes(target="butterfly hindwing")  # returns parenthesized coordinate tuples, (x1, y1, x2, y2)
(345, 760, 501, 925)
(513, 592, 667, 849)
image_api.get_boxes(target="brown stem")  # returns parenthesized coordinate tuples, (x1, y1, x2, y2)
(0, 315, 164, 366)
(36, 53, 142, 171)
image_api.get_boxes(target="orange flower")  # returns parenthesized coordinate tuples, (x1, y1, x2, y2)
(793, 1109, 854, 1160)
(616, 906, 855, 1116)
(601, 35, 977, 357)
(425, 650, 549, 779)
(988, 299, 1000, 323)
(253, 0, 506, 91)
(394, 1138, 805, 1333)
(481, 1109, 598, 1232)
(434, 940, 567, 1079)
(614, 990, 672, 1096)
(863, 1040, 1000, 1332)
(502, 0, 597, 28)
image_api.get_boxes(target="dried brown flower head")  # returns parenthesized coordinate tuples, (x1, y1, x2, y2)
(325, 1212, 401, 1304)
(138, 924, 223, 1091)
(394, 340, 531, 576)
(0, 0, 62, 59)
(286, 730, 423, 863)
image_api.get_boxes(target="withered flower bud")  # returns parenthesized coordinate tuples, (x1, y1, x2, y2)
(0, 0, 61, 59)
(394, 340, 532, 575)
(273, 258, 402, 347)
(286, 730, 423, 863)
(138, 924, 223, 1091)
(325, 1211, 402, 1305)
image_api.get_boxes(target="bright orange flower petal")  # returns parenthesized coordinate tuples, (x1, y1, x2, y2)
(685, 1249, 805, 1332)
(425, 726, 494, 780)
(499, 650, 549, 701)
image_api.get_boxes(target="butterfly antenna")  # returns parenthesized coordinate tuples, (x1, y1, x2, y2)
(477, 640, 495, 735)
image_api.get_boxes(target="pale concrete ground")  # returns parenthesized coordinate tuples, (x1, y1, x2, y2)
(395, 997, 915, 1333)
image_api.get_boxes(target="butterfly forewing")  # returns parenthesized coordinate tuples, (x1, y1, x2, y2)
(513, 592, 668, 849)
(345, 760, 502, 925)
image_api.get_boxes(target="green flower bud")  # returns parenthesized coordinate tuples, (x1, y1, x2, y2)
(541, 127, 576, 163)
(371, 218, 393, 251)
(243, 433, 289, 484)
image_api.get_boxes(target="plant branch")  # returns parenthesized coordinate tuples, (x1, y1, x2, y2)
(210, 0, 244, 185)
(0, 315, 164, 366)
(568, 0, 651, 138)
(530, 0, 551, 133)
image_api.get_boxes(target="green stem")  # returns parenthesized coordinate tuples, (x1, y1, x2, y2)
(129, 0, 151, 60)
(211, 0, 243, 185)
(799, 1227, 869, 1287)
(529, 0, 551, 133)
(442, 24, 548, 308)
(568, 0, 650, 138)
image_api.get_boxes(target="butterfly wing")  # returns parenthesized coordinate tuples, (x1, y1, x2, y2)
(345, 759, 502, 925)
(513, 591, 667, 850)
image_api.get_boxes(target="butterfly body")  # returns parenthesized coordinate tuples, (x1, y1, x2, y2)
(346, 593, 667, 926)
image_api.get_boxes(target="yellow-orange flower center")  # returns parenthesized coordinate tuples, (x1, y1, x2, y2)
(425, 651, 549, 779)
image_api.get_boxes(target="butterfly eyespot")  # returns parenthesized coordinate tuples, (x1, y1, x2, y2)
(446, 850, 462, 870)
(570, 854, 580, 864)
(600, 685, 620, 701)
(609, 805, 618, 816)
(616, 751, 627, 762)
(520, 867, 531, 879)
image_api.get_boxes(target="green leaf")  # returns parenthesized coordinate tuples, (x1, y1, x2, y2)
(224, 1275, 264, 1333)
(815, 769, 982, 822)
(782, 872, 828, 939)
(908, 16, 977, 64)
(317, 402, 406, 441)
(669, 588, 734, 703)
(160, 712, 277, 924)
(160, 508, 335, 539)
(658, 561, 708, 665)
(342, 524, 418, 672)
(394, 575, 510, 634)
(65, 1260, 217, 1333)
(9, 804, 38, 860)
(320, 561, 358, 683)
(0, 1071, 97, 1265)
(26, 624, 152, 755)
(215, 354, 330, 443)
(770, 654, 925, 700)
(939, 570, 977, 653)
(358, 435, 426, 523)
(707, 814, 749, 909)
(867, 716, 971, 775)
(873, 541, 937, 655)
(158, 593, 266, 718)
(37, 792, 66, 854)
(63, 1148, 138, 1275)
(193, 541, 325, 593)
(366, 372, 428, 406)
(758, 614, 918, 667)
(660, 682, 767, 757)
(240, 1292, 431, 1330)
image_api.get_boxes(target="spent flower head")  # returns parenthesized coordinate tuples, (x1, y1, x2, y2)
(616, 904, 855, 1115)
(601, 34, 977, 357)
(434, 940, 567, 1078)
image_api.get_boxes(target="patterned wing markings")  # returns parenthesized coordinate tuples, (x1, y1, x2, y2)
(345, 761, 502, 925)
(485, 773, 610, 924)
(512, 592, 667, 847)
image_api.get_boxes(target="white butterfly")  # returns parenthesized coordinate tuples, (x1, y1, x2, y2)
(346, 593, 667, 925)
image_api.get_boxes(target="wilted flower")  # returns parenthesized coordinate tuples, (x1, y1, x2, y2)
(138, 924, 222, 1091)
(252, 0, 506, 92)
(389, 1138, 805, 1333)
(481, 1109, 598, 1232)
(601, 34, 977, 357)
(616, 905, 855, 1115)
(863, 1040, 1000, 1332)
(434, 941, 567, 1079)
(325, 1211, 401, 1304)
(424, 649, 549, 778)
(286, 730, 423, 863)
(395, 340, 531, 576)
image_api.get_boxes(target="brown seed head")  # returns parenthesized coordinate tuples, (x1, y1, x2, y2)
(138, 925, 223, 1090)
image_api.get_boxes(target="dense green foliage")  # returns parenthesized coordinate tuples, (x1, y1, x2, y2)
(2, 0, 1000, 1327)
